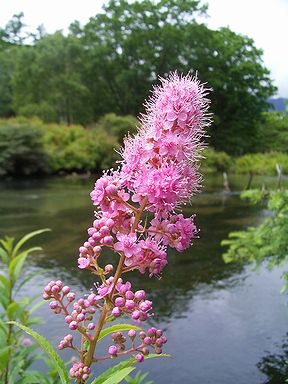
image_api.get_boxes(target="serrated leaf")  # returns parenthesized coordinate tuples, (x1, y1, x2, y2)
(99, 324, 141, 342)
(9, 321, 70, 384)
(12, 229, 51, 257)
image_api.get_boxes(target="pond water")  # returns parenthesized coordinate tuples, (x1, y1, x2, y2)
(1, 174, 288, 384)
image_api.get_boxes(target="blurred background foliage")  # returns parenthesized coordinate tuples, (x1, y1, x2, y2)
(0, 0, 287, 178)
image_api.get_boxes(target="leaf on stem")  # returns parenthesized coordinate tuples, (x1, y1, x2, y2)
(12, 228, 51, 257)
(8, 321, 70, 384)
(90, 354, 170, 384)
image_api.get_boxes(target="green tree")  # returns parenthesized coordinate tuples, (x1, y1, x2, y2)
(256, 112, 288, 152)
(0, 43, 17, 117)
(12, 32, 91, 125)
(82, 0, 276, 153)
(222, 190, 288, 291)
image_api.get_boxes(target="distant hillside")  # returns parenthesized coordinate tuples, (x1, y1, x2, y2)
(268, 97, 288, 111)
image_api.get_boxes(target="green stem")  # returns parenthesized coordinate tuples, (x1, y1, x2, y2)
(4, 254, 13, 384)
(84, 253, 125, 367)
(84, 196, 148, 368)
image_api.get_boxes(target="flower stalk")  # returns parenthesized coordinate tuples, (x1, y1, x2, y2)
(43, 72, 211, 382)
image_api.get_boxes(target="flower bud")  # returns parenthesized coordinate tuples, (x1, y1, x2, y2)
(103, 236, 114, 245)
(115, 297, 125, 307)
(65, 315, 73, 324)
(125, 300, 135, 310)
(69, 321, 78, 330)
(135, 353, 144, 363)
(108, 345, 118, 355)
(49, 301, 58, 310)
(131, 310, 140, 320)
(88, 323, 95, 330)
(125, 290, 134, 300)
(128, 329, 136, 339)
(104, 264, 114, 273)
(112, 307, 122, 317)
(144, 336, 152, 345)
(134, 290, 146, 301)
(62, 286, 70, 295)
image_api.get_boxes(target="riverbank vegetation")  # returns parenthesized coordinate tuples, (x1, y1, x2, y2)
(0, 0, 287, 179)
(1, 114, 287, 178)
(0, 0, 279, 158)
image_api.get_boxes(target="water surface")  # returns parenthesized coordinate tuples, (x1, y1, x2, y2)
(0, 174, 287, 383)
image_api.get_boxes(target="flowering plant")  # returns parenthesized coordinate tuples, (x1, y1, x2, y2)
(13, 72, 211, 383)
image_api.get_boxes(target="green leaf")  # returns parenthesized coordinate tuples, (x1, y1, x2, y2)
(91, 358, 136, 384)
(0, 286, 9, 309)
(9, 321, 70, 384)
(12, 229, 51, 257)
(0, 247, 9, 264)
(0, 273, 10, 293)
(0, 346, 10, 370)
(6, 301, 24, 320)
(91, 366, 135, 384)
(98, 324, 141, 342)
(102, 367, 136, 384)
(15, 370, 51, 384)
(91, 354, 169, 384)
(9, 247, 42, 284)
(0, 236, 15, 257)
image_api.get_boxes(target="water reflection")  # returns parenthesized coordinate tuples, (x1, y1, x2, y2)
(1, 175, 288, 384)
(0, 176, 254, 321)
(258, 334, 288, 384)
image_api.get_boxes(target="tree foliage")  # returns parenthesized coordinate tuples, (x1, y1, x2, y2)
(0, 0, 277, 155)
(222, 190, 288, 291)
(12, 32, 91, 125)
(256, 112, 288, 153)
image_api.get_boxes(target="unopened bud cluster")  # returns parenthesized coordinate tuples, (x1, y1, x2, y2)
(69, 362, 91, 382)
(108, 327, 167, 363)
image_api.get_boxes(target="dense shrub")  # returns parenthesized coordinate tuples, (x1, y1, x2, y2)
(92, 113, 138, 143)
(234, 152, 288, 175)
(0, 117, 120, 176)
(0, 121, 48, 176)
(202, 147, 233, 173)
(1, 116, 287, 178)
(42, 123, 120, 173)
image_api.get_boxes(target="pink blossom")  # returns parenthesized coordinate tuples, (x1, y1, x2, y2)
(78, 257, 90, 269)
(114, 233, 140, 258)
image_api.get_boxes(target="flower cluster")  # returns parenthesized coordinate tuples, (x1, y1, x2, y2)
(78, 73, 210, 278)
(43, 72, 210, 383)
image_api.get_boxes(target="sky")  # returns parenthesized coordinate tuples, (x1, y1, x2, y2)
(0, 0, 287, 97)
